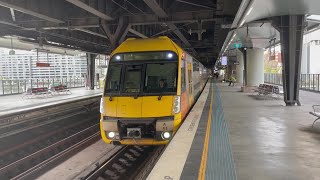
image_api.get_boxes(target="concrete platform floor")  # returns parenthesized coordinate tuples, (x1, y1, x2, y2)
(219, 83, 320, 180)
(0, 87, 102, 115)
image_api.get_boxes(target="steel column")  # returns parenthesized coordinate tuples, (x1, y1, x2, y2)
(273, 15, 305, 106)
(86, 53, 97, 90)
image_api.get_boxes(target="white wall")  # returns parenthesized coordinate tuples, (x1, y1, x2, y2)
(301, 43, 308, 74)
(309, 45, 320, 74)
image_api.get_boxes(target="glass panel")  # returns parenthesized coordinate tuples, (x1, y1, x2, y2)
(122, 65, 142, 93)
(105, 65, 122, 93)
(144, 63, 178, 93)
(181, 66, 186, 92)
(318, 75, 320, 91)
(0, 80, 3, 95)
(12, 80, 19, 94)
(3, 80, 12, 94)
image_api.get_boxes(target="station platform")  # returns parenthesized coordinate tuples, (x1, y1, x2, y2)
(148, 81, 320, 180)
(0, 87, 102, 116)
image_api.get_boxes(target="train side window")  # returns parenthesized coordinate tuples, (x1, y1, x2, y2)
(193, 59, 199, 71)
(181, 66, 186, 92)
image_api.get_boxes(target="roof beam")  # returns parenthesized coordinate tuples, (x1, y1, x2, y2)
(166, 23, 190, 46)
(143, 0, 167, 18)
(65, 0, 113, 21)
(74, 28, 108, 39)
(128, 28, 148, 38)
(176, 0, 214, 10)
(119, 24, 131, 43)
(10, 8, 15, 21)
(0, 0, 64, 23)
(23, 26, 108, 39)
(143, 0, 196, 54)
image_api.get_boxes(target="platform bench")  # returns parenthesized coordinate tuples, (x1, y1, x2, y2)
(23, 87, 52, 98)
(256, 84, 283, 97)
(309, 105, 320, 127)
(50, 85, 71, 95)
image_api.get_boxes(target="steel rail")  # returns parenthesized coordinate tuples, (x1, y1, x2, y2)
(0, 123, 99, 179)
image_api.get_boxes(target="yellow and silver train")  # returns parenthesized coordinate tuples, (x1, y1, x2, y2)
(100, 36, 208, 145)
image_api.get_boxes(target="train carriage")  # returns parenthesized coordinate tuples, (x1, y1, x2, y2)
(100, 36, 208, 145)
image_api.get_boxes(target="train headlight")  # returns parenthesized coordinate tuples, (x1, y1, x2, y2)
(100, 97, 105, 114)
(173, 96, 180, 114)
(161, 132, 171, 140)
(108, 132, 115, 138)
(163, 132, 170, 139)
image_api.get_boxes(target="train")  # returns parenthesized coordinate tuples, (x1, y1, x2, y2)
(100, 36, 209, 145)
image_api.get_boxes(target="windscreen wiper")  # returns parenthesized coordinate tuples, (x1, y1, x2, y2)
(134, 92, 139, 99)
(158, 91, 163, 100)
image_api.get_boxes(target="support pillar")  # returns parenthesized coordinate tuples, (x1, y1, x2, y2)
(236, 50, 244, 84)
(86, 53, 96, 90)
(239, 48, 248, 86)
(246, 48, 264, 86)
(273, 15, 305, 106)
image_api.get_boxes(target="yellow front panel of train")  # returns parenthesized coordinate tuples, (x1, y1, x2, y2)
(141, 96, 173, 117)
(117, 97, 142, 117)
(105, 97, 117, 117)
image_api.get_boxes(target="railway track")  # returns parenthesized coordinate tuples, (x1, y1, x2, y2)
(0, 95, 100, 138)
(0, 96, 165, 180)
(0, 123, 100, 180)
(80, 145, 166, 180)
(0, 97, 101, 180)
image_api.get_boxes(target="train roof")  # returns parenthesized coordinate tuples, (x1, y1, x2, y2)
(111, 36, 182, 56)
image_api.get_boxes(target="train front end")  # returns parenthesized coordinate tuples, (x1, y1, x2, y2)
(100, 39, 183, 145)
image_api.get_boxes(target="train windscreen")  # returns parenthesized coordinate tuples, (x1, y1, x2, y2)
(105, 64, 122, 93)
(144, 63, 177, 93)
(122, 65, 143, 93)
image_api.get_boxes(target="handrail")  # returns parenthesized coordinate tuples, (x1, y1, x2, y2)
(264, 73, 320, 93)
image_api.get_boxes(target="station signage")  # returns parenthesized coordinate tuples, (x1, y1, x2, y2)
(233, 43, 242, 49)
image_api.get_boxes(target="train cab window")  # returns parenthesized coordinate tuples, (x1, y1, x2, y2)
(105, 65, 122, 93)
(122, 65, 143, 93)
(144, 63, 177, 93)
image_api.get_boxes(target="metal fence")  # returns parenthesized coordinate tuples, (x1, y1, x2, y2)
(0, 77, 85, 95)
(264, 73, 320, 92)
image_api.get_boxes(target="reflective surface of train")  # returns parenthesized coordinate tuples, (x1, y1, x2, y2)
(100, 36, 208, 145)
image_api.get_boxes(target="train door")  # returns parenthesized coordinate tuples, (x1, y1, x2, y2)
(180, 55, 189, 119)
(187, 62, 194, 105)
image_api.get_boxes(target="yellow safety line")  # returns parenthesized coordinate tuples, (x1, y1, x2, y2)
(198, 82, 214, 180)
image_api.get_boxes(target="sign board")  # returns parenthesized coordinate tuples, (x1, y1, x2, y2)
(233, 43, 242, 49)
(221, 56, 228, 65)
(36, 62, 50, 67)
